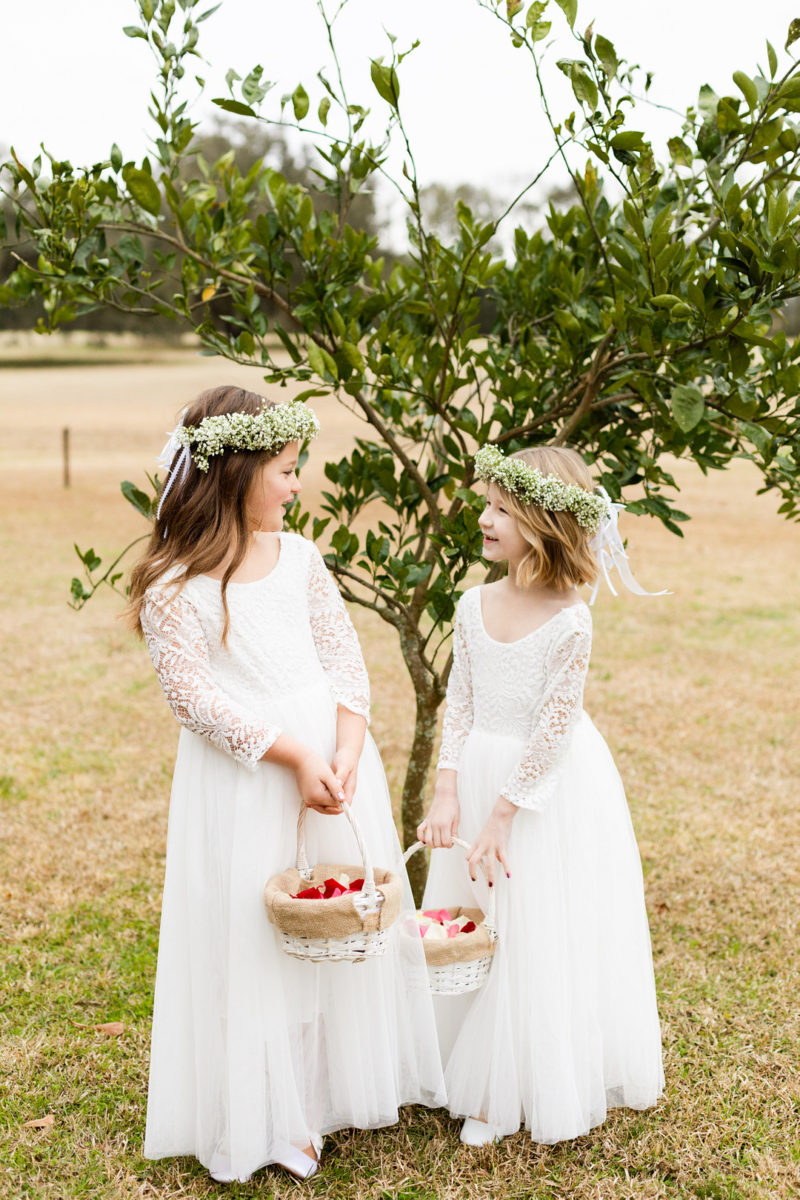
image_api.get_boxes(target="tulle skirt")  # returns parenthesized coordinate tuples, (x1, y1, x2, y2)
(423, 713, 664, 1143)
(144, 682, 445, 1182)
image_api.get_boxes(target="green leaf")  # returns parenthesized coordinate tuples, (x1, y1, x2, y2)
(767, 40, 778, 77)
(341, 341, 365, 372)
(670, 384, 705, 432)
(318, 96, 331, 126)
(370, 60, 400, 109)
(274, 323, 302, 363)
(123, 25, 148, 39)
(732, 70, 758, 111)
(611, 130, 645, 150)
(292, 83, 309, 121)
(110, 143, 123, 172)
(554, 0, 577, 27)
(506, 0, 523, 17)
(70, 577, 90, 603)
(667, 136, 692, 167)
(569, 63, 598, 110)
(121, 480, 155, 518)
(196, 3, 222, 22)
(528, 19, 551, 42)
(786, 18, 800, 50)
(212, 97, 256, 118)
(739, 419, 772, 456)
(307, 339, 337, 380)
(594, 34, 618, 78)
(122, 167, 161, 216)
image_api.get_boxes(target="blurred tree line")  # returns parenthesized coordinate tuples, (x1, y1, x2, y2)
(0, 123, 517, 337)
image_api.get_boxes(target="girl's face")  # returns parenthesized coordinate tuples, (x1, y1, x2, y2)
(246, 441, 301, 532)
(478, 483, 530, 567)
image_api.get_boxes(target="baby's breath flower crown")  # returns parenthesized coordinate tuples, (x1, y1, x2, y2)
(175, 400, 320, 472)
(474, 444, 609, 534)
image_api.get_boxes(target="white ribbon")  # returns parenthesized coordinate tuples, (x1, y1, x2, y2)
(588, 487, 670, 606)
(156, 408, 190, 520)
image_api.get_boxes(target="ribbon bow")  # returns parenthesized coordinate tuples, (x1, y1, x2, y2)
(156, 408, 190, 520)
(588, 487, 670, 605)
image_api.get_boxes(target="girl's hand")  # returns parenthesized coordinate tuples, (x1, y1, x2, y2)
(330, 744, 360, 806)
(466, 797, 517, 886)
(417, 771, 460, 848)
(296, 752, 346, 816)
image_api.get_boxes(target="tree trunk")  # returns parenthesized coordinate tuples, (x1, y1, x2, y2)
(400, 689, 442, 905)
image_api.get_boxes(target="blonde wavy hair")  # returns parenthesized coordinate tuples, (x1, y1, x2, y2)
(496, 446, 599, 591)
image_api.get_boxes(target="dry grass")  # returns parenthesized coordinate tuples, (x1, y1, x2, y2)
(1, 348, 799, 1199)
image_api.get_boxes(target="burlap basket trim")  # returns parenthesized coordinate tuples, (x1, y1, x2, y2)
(264, 862, 403, 938)
(418, 906, 497, 966)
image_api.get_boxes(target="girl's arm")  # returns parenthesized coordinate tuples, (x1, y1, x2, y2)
(141, 585, 280, 770)
(142, 586, 344, 812)
(330, 706, 367, 806)
(499, 614, 592, 810)
(307, 544, 370, 802)
(466, 613, 592, 884)
(418, 600, 474, 847)
(307, 544, 370, 723)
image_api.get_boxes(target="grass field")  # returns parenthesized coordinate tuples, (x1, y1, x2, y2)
(1, 346, 799, 1199)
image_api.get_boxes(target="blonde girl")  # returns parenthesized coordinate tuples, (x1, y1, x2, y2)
(418, 444, 664, 1146)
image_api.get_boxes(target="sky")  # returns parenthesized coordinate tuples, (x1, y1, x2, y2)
(3, 0, 799, 200)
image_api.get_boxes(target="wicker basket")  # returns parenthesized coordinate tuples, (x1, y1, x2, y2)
(264, 804, 402, 963)
(403, 839, 497, 995)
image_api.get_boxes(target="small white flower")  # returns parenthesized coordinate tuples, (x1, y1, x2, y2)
(176, 400, 320, 471)
(474, 444, 609, 533)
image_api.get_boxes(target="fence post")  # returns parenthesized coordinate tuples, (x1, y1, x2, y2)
(62, 427, 70, 488)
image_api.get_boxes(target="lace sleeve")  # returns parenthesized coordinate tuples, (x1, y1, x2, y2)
(307, 545, 370, 722)
(140, 586, 280, 771)
(437, 600, 474, 771)
(500, 615, 592, 810)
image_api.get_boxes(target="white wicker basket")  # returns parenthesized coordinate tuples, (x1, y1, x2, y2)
(264, 804, 402, 963)
(404, 839, 497, 996)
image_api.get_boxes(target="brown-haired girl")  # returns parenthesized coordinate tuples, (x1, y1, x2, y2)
(132, 386, 443, 1183)
(417, 443, 664, 1146)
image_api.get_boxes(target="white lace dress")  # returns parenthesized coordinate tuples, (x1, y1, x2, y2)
(139, 532, 444, 1181)
(423, 586, 664, 1142)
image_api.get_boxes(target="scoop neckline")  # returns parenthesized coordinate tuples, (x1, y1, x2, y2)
(198, 532, 284, 587)
(476, 587, 586, 646)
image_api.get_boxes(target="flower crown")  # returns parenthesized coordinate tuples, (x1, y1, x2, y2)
(473, 444, 609, 534)
(174, 400, 320, 472)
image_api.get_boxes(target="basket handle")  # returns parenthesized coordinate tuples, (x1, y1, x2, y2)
(403, 839, 497, 937)
(296, 803, 378, 906)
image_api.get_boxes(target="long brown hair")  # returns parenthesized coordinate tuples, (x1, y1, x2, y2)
(126, 385, 279, 640)
(498, 446, 599, 591)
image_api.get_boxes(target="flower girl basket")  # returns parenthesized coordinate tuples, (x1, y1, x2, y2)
(403, 839, 498, 995)
(264, 804, 403, 963)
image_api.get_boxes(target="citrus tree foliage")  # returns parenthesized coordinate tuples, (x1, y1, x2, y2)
(4, 0, 800, 891)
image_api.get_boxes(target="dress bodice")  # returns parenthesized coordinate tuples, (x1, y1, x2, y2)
(140, 533, 370, 770)
(437, 586, 592, 809)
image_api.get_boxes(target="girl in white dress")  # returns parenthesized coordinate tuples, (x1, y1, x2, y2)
(127, 385, 444, 1184)
(417, 444, 664, 1146)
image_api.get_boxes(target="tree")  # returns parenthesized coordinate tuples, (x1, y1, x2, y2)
(3, 0, 800, 898)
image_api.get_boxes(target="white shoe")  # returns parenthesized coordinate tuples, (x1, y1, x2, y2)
(460, 1117, 501, 1146)
(273, 1140, 319, 1180)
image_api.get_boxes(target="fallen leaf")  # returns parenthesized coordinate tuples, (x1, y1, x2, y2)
(70, 1019, 125, 1036)
(23, 1114, 55, 1129)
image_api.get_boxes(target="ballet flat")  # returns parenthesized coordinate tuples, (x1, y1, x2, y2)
(460, 1117, 501, 1146)
(208, 1142, 318, 1184)
(273, 1140, 319, 1180)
